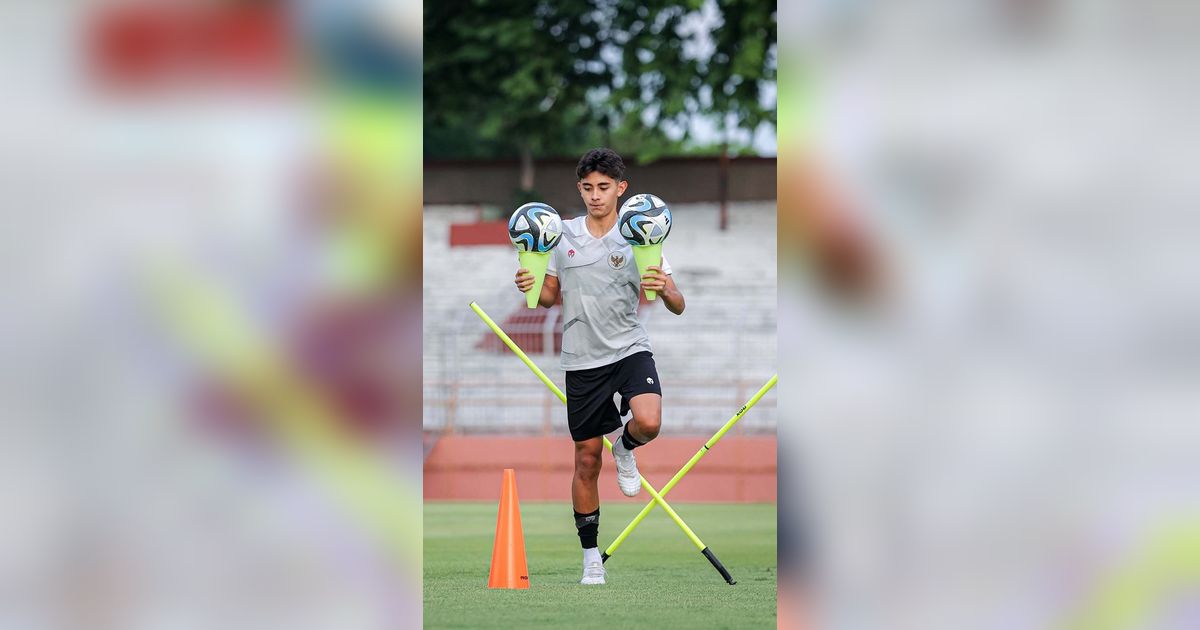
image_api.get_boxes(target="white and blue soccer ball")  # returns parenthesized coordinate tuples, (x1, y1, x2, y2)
(508, 202, 563, 253)
(618, 193, 672, 246)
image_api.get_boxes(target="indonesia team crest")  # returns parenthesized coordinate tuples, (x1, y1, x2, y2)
(608, 252, 627, 270)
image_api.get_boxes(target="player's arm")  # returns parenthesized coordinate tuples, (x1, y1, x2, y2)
(515, 269, 560, 308)
(642, 266, 685, 315)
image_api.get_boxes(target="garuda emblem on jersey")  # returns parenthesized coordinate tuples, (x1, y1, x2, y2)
(608, 252, 627, 270)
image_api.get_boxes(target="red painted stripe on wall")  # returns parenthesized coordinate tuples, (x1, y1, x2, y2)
(449, 221, 510, 247)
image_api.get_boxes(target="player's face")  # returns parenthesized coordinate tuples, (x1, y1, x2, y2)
(577, 172, 628, 219)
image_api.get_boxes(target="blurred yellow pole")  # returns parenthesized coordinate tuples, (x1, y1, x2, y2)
(151, 265, 421, 577)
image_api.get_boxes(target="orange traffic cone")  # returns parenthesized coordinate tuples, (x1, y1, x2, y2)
(487, 468, 530, 589)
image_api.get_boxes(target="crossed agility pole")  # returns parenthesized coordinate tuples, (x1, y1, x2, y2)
(471, 302, 777, 585)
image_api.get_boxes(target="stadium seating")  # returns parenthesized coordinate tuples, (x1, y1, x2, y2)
(423, 202, 778, 436)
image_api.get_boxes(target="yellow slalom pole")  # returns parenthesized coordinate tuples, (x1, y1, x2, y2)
(470, 301, 737, 583)
(603, 375, 778, 561)
(470, 301, 565, 404)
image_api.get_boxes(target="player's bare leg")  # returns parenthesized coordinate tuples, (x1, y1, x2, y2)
(611, 393, 660, 496)
(573, 437, 606, 584)
(572, 437, 602, 512)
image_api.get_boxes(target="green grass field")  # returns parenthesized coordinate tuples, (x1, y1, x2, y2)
(424, 501, 776, 629)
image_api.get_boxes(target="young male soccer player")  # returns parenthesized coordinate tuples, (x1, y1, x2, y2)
(514, 147, 685, 585)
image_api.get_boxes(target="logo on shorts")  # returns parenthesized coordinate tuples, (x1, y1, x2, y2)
(609, 252, 627, 270)
(646, 377, 654, 384)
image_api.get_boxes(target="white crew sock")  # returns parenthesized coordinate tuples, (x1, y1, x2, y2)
(583, 547, 602, 565)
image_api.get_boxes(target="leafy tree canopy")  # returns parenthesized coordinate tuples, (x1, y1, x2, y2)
(424, 0, 776, 164)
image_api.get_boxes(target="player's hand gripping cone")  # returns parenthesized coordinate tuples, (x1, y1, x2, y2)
(509, 203, 563, 308)
(619, 194, 673, 301)
(487, 468, 530, 589)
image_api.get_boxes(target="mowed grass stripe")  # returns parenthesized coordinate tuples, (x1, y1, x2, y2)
(425, 502, 776, 629)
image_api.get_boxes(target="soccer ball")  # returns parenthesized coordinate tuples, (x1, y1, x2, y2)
(508, 202, 563, 253)
(618, 194, 672, 246)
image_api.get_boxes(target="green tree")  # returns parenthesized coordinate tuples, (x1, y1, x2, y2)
(703, 0, 777, 151)
(599, 0, 775, 162)
(705, 0, 776, 228)
(586, 0, 705, 161)
(424, 0, 776, 207)
(424, 1, 612, 196)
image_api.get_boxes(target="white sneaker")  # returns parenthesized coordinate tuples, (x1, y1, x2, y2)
(580, 560, 606, 585)
(610, 438, 642, 497)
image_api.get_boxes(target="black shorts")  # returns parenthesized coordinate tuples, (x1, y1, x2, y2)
(565, 351, 662, 442)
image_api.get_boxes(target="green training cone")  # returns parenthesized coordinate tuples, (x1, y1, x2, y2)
(632, 243, 663, 301)
(518, 250, 551, 309)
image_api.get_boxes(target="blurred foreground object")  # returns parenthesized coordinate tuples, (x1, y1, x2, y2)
(778, 1, 1200, 628)
(0, 0, 424, 627)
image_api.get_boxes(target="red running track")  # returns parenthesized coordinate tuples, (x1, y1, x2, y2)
(424, 435, 776, 502)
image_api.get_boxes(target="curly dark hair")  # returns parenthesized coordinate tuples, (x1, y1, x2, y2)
(576, 147, 626, 181)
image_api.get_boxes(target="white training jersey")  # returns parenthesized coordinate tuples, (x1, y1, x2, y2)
(547, 215, 672, 371)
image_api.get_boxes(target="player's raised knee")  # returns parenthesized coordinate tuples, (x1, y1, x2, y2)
(635, 410, 661, 440)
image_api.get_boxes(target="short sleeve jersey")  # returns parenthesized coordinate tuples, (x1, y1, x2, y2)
(547, 215, 672, 371)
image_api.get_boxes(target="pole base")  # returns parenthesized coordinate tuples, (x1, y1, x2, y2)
(701, 547, 736, 585)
